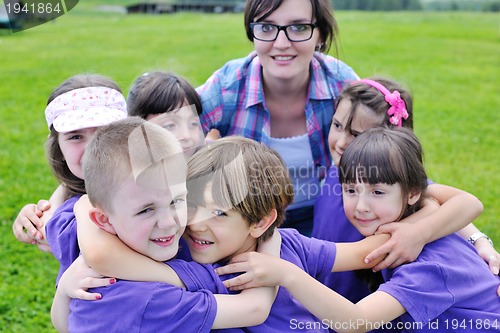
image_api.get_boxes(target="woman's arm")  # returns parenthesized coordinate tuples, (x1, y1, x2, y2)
(457, 224, 499, 275)
(75, 195, 185, 287)
(365, 184, 484, 271)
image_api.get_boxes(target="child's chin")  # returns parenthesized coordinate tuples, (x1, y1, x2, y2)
(153, 248, 179, 262)
(190, 254, 213, 264)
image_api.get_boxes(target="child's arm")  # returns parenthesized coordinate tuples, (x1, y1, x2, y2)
(216, 234, 389, 290)
(51, 285, 70, 333)
(12, 184, 64, 246)
(51, 256, 114, 333)
(218, 253, 404, 333)
(75, 195, 185, 287)
(365, 184, 484, 271)
(211, 230, 281, 329)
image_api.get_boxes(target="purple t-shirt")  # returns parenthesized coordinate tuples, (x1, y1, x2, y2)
(312, 166, 371, 303)
(211, 228, 337, 333)
(379, 233, 500, 332)
(68, 260, 223, 332)
(45, 195, 81, 286)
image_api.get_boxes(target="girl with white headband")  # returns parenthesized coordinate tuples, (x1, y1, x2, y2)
(12, 74, 127, 287)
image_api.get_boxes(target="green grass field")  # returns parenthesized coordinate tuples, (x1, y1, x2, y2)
(0, 4, 498, 332)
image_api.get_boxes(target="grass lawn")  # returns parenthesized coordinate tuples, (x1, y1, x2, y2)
(0, 4, 498, 331)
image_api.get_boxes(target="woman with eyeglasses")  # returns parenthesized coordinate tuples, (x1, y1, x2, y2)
(197, 0, 358, 237)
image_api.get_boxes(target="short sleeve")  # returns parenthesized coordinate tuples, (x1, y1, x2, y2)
(280, 229, 337, 281)
(44, 195, 81, 285)
(166, 259, 228, 294)
(378, 262, 454, 323)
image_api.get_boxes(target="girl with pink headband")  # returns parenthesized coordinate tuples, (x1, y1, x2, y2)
(311, 77, 499, 316)
(12, 74, 127, 287)
(217, 127, 500, 332)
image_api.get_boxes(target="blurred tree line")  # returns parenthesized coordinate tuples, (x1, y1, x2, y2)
(332, 0, 500, 11)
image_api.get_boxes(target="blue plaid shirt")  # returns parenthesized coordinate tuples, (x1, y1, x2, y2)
(197, 51, 358, 174)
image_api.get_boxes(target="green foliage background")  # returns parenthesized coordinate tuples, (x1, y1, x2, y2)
(0, 2, 498, 332)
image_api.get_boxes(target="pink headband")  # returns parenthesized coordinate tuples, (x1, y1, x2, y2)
(45, 86, 127, 132)
(358, 79, 409, 127)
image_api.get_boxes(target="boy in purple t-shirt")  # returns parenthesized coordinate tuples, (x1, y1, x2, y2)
(217, 128, 500, 332)
(52, 118, 278, 332)
(71, 136, 391, 333)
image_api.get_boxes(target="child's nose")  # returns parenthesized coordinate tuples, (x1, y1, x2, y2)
(157, 210, 177, 229)
(337, 132, 350, 151)
(355, 195, 370, 213)
(176, 123, 191, 142)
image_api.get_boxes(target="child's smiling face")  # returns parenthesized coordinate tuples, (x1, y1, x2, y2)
(105, 175, 188, 262)
(147, 103, 204, 159)
(183, 183, 259, 265)
(328, 99, 385, 166)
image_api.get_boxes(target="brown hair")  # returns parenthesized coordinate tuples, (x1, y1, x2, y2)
(45, 74, 122, 201)
(244, 0, 337, 53)
(336, 77, 414, 135)
(187, 136, 293, 243)
(339, 127, 427, 221)
(127, 71, 202, 119)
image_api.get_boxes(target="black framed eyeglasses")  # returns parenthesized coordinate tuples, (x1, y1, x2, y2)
(250, 23, 317, 42)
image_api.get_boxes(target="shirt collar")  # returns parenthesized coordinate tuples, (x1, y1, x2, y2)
(245, 52, 265, 109)
(308, 52, 335, 101)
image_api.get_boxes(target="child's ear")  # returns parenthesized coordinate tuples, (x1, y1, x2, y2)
(250, 209, 278, 239)
(408, 191, 422, 206)
(88, 207, 117, 235)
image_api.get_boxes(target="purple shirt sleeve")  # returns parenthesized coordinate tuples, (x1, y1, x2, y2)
(69, 280, 217, 332)
(378, 234, 500, 329)
(44, 195, 81, 285)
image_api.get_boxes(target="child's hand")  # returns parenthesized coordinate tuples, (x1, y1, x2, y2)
(364, 221, 425, 271)
(12, 200, 50, 244)
(215, 252, 286, 291)
(58, 256, 116, 301)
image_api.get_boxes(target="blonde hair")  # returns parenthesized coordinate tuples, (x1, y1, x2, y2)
(83, 117, 184, 213)
(187, 136, 293, 242)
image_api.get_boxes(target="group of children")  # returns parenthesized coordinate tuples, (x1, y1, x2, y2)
(12, 70, 500, 332)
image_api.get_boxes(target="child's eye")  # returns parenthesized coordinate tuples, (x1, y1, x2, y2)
(137, 207, 154, 215)
(191, 121, 201, 128)
(343, 186, 356, 194)
(213, 209, 227, 217)
(163, 123, 176, 130)
(68, 135, 83, 140)
(172, 197, 185, 206)
(373, 190, 385, 195)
